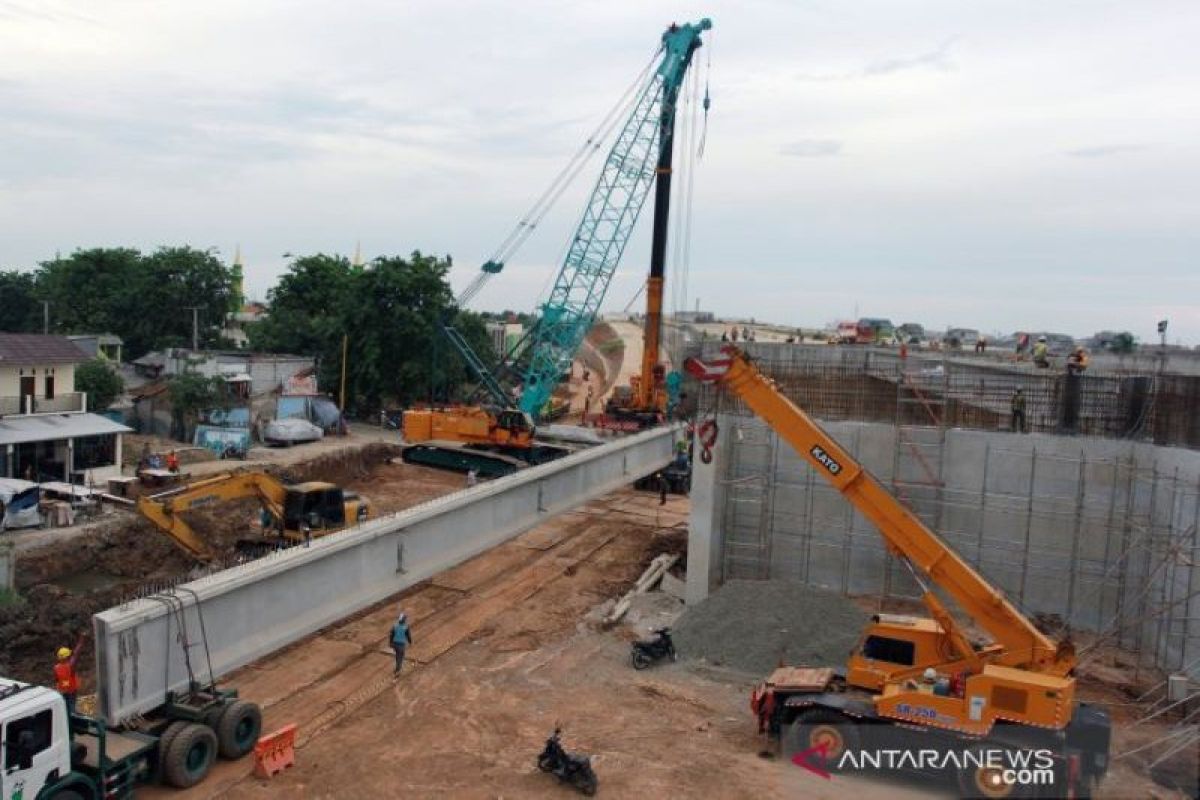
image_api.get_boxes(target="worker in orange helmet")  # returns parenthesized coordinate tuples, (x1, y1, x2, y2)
(54, 641, 83, 717)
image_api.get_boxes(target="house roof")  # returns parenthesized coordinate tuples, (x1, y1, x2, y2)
(67, 333, 123, 346)
(0, 334, 90, 365)
(0, 412, 132, 447)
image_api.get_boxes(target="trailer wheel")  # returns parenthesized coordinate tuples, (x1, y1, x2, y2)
(784, 709, 859, 773)
(48, 789, 86, 800)
(216, 700, 263, 759)
(163, 723, 218, 788)
(156, 720, 190, 776)
(956, 745, 1034, 799)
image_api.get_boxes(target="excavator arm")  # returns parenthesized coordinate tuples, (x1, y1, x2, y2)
(686, 347, 1072, 675)
(136, 472, 289, 562)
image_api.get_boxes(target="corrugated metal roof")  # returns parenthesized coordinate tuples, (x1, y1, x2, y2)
(0, 334, 90, 365)
(0, 413, 132, 446)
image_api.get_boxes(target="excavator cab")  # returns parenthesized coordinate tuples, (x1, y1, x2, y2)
(282, 483, 350, 531)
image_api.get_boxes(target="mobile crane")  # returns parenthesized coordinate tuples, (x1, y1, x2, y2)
(685, 346, 1110, 797)
(405, 20, 712, 475)
(137, 471, 372, 561)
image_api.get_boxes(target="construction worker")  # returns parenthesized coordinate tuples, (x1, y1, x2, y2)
(1032, 336, 1050, 368)
(1011, 388, 1027, 433)
(54, 643, 82, 717)
(391, 612, 412, 676)
(656, 471, 669, 505)
(166, 450, 180, 473)
(1015, 332, 1029, 358)
(1067, 346, 1090, 375)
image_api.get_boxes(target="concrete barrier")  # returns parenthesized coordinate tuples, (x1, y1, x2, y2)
(93, 426, 677, 723)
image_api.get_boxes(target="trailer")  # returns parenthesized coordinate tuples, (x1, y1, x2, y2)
(1, 590, 262, 798)
(0, 677, 260, 798)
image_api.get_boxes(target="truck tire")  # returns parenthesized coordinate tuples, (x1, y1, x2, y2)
(784, 709, 859, 773)
(163, 722, 218, 789)
(48, 789, 86, 800)
(216, 699, 263, 759)
(156, 720, 190, 776)
(956, 744, 1034, 799)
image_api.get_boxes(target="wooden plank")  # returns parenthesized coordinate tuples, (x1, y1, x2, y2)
(511, 516, 586, 550)
(407, 524, 619, 665)
(431, 542, 532, 592)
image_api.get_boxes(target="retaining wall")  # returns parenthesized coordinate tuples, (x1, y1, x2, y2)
(93, 426, 676, 722)
(689, 414, 1200, 676)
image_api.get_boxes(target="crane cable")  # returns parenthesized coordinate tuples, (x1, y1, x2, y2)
(458, 46, 663, 308)
(668, 64, 702, 359)
(698, 28, 713, 159)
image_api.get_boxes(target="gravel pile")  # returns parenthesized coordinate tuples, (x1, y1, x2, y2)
(672, 580, 868, 676)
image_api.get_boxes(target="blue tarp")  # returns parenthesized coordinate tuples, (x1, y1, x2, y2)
(202, 407, 251, 428)
(193, 425, 252, 456)
(277, 395, 346, 434)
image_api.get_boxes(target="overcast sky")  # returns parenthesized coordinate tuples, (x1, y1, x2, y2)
(2, 1, 1197, 343)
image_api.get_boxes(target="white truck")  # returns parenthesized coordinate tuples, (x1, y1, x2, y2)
(0, 673, 260, 798)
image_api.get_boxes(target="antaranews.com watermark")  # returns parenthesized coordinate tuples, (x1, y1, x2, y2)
(793, 743, 1058, 790)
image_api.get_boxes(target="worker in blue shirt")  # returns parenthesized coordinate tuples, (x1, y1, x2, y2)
(391, 612, 413, 675)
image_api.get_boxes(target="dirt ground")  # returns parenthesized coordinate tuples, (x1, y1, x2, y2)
(121, 487, 1184, 800)
(0, 443, 464, 691)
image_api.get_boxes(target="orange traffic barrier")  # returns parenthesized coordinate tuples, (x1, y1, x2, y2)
(253, 723, 297, 779)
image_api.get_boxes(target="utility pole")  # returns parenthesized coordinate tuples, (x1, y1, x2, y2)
(339, 333, 349, 414)
(184, 306, 201, 351)
(41, 301, 50, 334)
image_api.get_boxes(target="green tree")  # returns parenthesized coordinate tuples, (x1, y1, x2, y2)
(0, 270, 41, 332)
(34, 248, 142, 337)
(248, 254, 358, 357)
(250, 251, 494, 411)
(76, 359, 124, 411)
(34, 247, 235, 359)
(167, 371, 230, 440)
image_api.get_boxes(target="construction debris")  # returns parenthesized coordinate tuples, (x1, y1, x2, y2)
(603, 553, 678, 625)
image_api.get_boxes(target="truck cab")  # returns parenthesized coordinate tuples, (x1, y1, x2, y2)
(1, 681, 74, 799)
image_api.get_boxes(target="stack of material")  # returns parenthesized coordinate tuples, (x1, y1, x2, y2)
(672, 580, 869, 676)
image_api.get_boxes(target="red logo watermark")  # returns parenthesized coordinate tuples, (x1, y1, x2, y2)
(791, 741, 832, 780)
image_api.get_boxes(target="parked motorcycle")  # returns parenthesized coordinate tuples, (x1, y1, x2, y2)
(537, 727, 598, 796)
(630, 627, 676, 670)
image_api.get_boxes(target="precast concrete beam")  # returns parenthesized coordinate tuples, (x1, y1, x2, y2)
(93, 425, 677, 723)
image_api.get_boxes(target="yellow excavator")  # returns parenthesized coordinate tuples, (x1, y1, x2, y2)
(136, 471, 372, 561)
(685, 346, 1109, 798)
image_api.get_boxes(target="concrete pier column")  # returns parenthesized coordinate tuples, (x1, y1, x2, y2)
(686, 414, 727, 605)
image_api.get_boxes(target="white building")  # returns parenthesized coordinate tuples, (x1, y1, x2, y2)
(0, 334, 131, 483)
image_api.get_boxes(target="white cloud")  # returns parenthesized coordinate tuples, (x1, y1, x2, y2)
(0, 0, 1198, 344)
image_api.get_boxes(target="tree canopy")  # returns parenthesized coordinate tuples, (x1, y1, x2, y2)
(76, 359, 124, 412)
(0, 247, 235, 359)
(249, 251, 494, 410)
